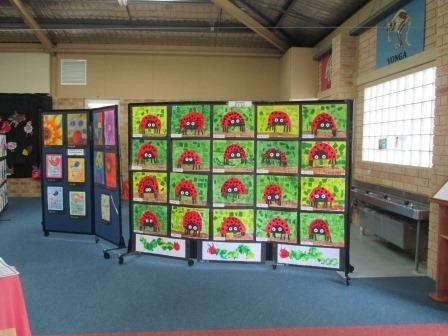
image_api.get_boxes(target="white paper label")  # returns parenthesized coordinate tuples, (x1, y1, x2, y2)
(133, 197, 144, 202)
(131, 165, 143, 171)
(213, 203, 225, 208)
(133, 134, 143, 138)
(257, 134, 269, 139)
(67, 149, 84, 156)
(301, 206, 314, 211)
(301, 170, 313, 175)
(213, 134, 225, 139)
(171, 233, 181, 238)
(228, 101, 252, 107)
(257, 169, 269, 174)
(257, 203, 268, 208)
(173, 168, 183, 172)
(170, 200, 180, 205)
(171, 133, 182, 138)
(213, 236, 225, 241)
(213, 169, 225, 173)
(257, 237, 268, 242)
(302, 134, 314, 139)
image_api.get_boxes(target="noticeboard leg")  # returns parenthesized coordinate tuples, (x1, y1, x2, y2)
(102, 236, 127, 259)
(118, 251, 138, 265)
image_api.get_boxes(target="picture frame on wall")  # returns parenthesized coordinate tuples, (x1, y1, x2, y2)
(67, 157, 86, 184)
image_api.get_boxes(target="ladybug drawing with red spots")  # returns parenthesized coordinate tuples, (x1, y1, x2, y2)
(174, 179, 198, 204)
(176, 150, 201, 170)
(138, 210, 160, 232)
(311, 112, 337, 137)
(308, 186, 335, 208)
(221, 111, 245, 133)
(220, 217, 246, 237)
(308, 143, 336, 167)
(308, 218, 332, 242)
(139, 115, 162, 134)
(266, 111, 291, 133)
(182, 210, 202, 236)
(137, 176, 159, 198)
(220, 177, 247, 199)
(179, 111, 205, 135)
(263, 183, 282, 206)
(223, 144, 247, 164)
(265, 217, 291, 240)
(137, 143, 158, 164)
(262, 148, 287, 167)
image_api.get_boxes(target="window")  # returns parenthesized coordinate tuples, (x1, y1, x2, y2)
(85, 99, 120, 109)
(362, 67, 436, 168)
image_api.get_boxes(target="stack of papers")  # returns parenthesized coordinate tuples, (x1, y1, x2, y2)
(0, 257, 19, 278)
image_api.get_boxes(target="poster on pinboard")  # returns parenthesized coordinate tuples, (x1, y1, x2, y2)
(92, 111, 104, 146)
(172, 140, 211, 172)
(170, 104, 211, 137)
(212, 209, 254, 241)
(301, 141, 346, 176)
(256, 209, 298, 244)
(131, 139, 167, 171)
(45, 154, 63, 179)
(131, 105, 168, 137)
(201, 241, 262, 262)
(69, 191, 86, 216)
(170, 206, 210, 239)
(67, 157, 85, 183)
(132, 172, 168, 203)
(301, 104, 347, 139)
(256, 140, 299, 174)
(47, 186, 63, 211)
(169, 173, 208, 206)
(133, 203, 168, 236)
(256, 175, 299, 209)
(300, 177, 345, 212)
(67, 113, 88, 146)
(299, 212, 345, 248)
(105, 152, 117, 189)
(135, 233, 186, 259)
(101, 193, 111, 223)
(256, 105, 299, 138)
(212, 140, 255, 173)
(94, 151, 105, 184)
(276, 244, 341, 270)
(104, 109, 116, 146)
(212, 174, 254, 207)
(43, 114, 63, 146)
(212, 105, 255, 138)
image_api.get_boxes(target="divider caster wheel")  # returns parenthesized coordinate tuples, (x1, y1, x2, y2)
(187, 259, 194, 266)
(44, 230, 49, 237)
(104, 251, 110, 259)
(272, 264, 277, 270)
(95, 237, 100, 244)
(345, 276, 351, 286)
(118, 256, 124, 265)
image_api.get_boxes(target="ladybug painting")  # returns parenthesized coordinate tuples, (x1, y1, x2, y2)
(138, 210, 160, 232)
(265, 217, 291, 240)
(174, 179, 198, 204)
(220, 217, 246, 237)
(221, 111, 245, 133)
(176, 150, 201, 170)
(179, 111, 205, 135)
(308, 186, 335, 208)
(137, 143, 158, 164)
(137, 176, 159, 198)
(262, 148, 287, 167)
(263, 183, 282, 206)
(139, 115, 162, 134)
(182, 210, 202, 236)
(308, 218, 332, 242)
(266, 111, 291, 133)
(308, 143, 336, 167)
(220, 177, 247, 199)
(223, 144, 247, 164)
(311, 112, 337, 137)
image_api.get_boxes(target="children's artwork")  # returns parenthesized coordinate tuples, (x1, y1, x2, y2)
(212, 105, 255, 138)
(256, 175, 299, 209)
(94, 151, 105, 184)
(212, 140, 255, 172)
(135, 234, 186, 259)
(171, 104, 211, 137)
(43, 114, 63, 146)
(256, 140, 299, 174)
(172, 140, 211, 172)
(131, 139, 168, 171)
(45, 154, 63, 179)
(101, 194, 111, 223)
(301, 141, 346, 176)
(256, 105, 299, 138)
(133, 203, 168, 236)
(131, 105, 168, 137)
(92, 111, 104, 146)
(103, 109, 116, 146)
(67, 113, 88, 146)
(276, 244, 341, 269)
(67, 157, 85, 183)
(256, 209, 298, 244)
(201, 241, 262, 262)
(300, 177, 346, 212)
(300, 213, 345, 248)
(69, 191, 86, 216)
(169, 173, 208, 206)
(170, 206, 210, 239)
(132, 172, 167, 203)
(105, 152, 117, 189)
(301, 104, 348, 139)
(212, 174, 254, 207)
(47, 186, 63, 211)
(212, 209, 254, 241)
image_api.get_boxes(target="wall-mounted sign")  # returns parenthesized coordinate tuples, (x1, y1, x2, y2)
(320, 53, 332, 91)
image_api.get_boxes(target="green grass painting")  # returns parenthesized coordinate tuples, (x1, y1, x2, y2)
(212, 105, 255, 137)
(256, 175, 299, 209)
(171, 104, 211, 137)
(300, 212, 345, 248)
(300, 141, 346, 176)
(132, 171, 167, 203)
(300, 177, 346, 211)
(212, 209, 254, 241)
(213, 140, 255, 172)
(133, 203, 168, 236)
(212, 174, 254, 206)
(131, 105, 168, 137)
(256, 105, 299, 138)
(170, 206, 210, 239)
(131, 139, 168, 170)
(301, 104, 347, 138)
(169, 173, 208, 206)
(171, 140, 211, 172)
(256, 140, 299, 173)
(256, 209, 298, 244)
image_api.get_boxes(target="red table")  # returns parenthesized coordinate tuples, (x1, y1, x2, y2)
(0, 274, 31, 336)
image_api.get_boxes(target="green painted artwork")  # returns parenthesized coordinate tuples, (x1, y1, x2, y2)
(256, 175, 299, 209)
(170, 206, 210, 239)
(212, 105, 255, 138)
(131, 139, 168, 170)
(132, 171, 167, 203)
(256, 209, 298, 244)
(213, 140, 255, 172)
(213, 209, 254, 241)
(133, 203, 168, 236)
(302, 104, 347, 138)
(301, 141, 346, 176)
(169, 173, 208, 206)
(256, 104, 299, 138)
(212, 174, 254, 207)
(131, 105, 168, 137)
(172, 140, 211, 172)
(300, 213, 345, 248)
(171, 104, 211, 137)
(300, 177, 345, 211)
(256, 140, 299, 174)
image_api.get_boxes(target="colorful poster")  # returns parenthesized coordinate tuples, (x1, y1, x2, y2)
(131, 139, 168, 171)
(67, 157, 85, 183)
(212, 105, 255, 138)
(169, 173, 208, 206)
(132, 172, 167, 203)
(94, 151, 105, 184)
(212, 209, 254, 241)
(300, 213, 345, 248)
(276, 245, 340, 269)
(133, 204, 168, 236)
(101, 194, 111, 222)
(301, 104, 347, 139)
(256, 140, 299, 174)
(256, 175, 299, 209)
(256, 105, 299, 138)
(69, 191, 86, 216)
(45, 154, 63, 179)
(135, 234, 186, 258)
(131, 105, 168, 137)
(171, 104, 211, 137)
(104, 109, 116, 146)
(43, 114, 63, 146)
(256, 209, 298, 244)
(92, 111, 104, 146)
(201, 241, 262, 262)
(300, 177, 346, 212)
(170, 206, 210, 239)
(212, 140, 255, 172)
(67, 113, 88, 146)
(212, 174, 254, 207)
(172, 140, 211, 172)
(47, 186, 63, 211)
(301, 141, 346, 176)
(320, 53, 332, 91)
(105, 152, 117, 189)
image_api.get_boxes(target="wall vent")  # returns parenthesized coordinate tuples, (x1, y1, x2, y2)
(60, 59, 87, 85)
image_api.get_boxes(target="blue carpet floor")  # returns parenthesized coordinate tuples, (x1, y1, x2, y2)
(0, 198, 447, 334)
